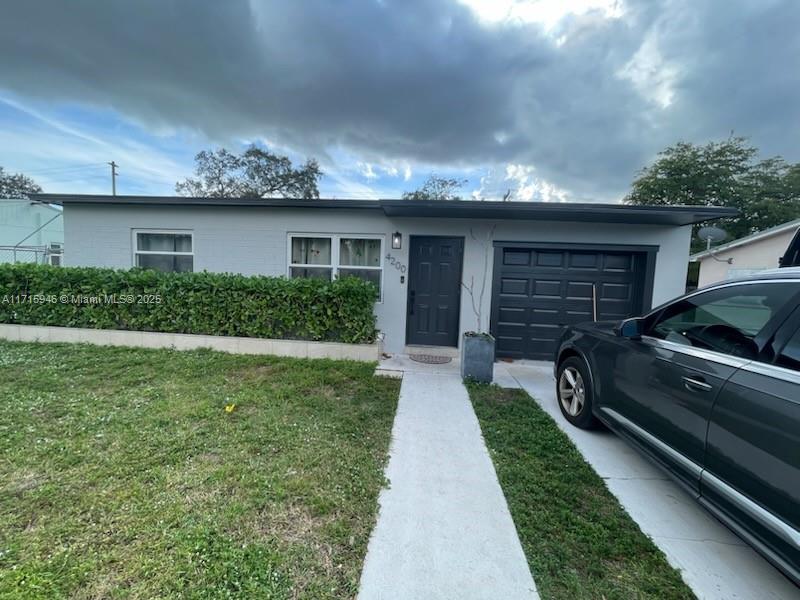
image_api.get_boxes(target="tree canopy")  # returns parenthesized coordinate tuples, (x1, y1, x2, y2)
(175, 146, 322, 199)
(402, 175, 466, 201)
(626, 137, 800, 250)
(0, 167, 42, 199)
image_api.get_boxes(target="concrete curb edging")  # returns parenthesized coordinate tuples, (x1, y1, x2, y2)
(0, 324, 381, 362)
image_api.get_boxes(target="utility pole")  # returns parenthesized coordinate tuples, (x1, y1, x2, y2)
(108, 161, 118, 196)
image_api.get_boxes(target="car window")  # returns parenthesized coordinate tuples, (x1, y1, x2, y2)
(647, 283, 798, 358)
(780, 229, 800, 267)
(776, 327, 800, 371)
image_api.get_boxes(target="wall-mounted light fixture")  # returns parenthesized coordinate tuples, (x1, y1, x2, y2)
(392, 231, 402, 250)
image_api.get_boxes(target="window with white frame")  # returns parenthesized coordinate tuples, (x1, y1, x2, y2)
(47, 243, 63, 267)
(289, 234, 383, 297)
(134, 230, 193, 273)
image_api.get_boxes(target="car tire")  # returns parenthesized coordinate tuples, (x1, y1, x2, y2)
(556, 356, 599, 429)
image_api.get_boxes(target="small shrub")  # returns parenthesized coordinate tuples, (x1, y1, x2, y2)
(0, 264, 378, 344)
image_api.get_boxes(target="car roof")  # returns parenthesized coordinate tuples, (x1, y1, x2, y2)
(723, 267, 800, 283)
(694, 268, 800, 293)
(644, 268, 800, 316)
(685, 267, 800, 297)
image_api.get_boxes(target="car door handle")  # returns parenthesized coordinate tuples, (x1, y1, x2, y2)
(682, 375, 712, 392)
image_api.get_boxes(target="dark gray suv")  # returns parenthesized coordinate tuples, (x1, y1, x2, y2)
(555, 269, 800, 586)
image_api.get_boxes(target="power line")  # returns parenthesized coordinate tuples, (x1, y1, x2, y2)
(124, 173, 174, 184)
(35, 173, 110, 185)
(17, 163, 108, 175)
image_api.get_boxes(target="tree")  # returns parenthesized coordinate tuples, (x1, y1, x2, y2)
(176, 146, 322, 199)
(626, 137, 800, 251)
(402, 175, 466, 200)
(0, 167, 42, 198)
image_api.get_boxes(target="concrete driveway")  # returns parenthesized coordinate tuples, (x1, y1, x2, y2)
(501, 361, 799, 600)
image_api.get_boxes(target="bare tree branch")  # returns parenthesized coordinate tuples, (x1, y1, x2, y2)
(460, 224, 496, 333)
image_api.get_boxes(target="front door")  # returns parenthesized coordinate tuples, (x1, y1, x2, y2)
(406, 236, 464, 347)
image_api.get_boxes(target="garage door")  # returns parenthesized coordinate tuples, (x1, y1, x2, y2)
(491, 245, 650, 360)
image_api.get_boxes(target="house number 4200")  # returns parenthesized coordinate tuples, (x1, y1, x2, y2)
(385, 253, 407, 274)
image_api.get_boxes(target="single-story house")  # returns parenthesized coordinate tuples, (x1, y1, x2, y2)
(37, 193, 734, 360)
(690, 218, 800, 288)
(0, 198, 63, 265)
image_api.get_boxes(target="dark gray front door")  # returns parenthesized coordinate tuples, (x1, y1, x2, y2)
(406, 236, 463, 347)
(492, 245, 649, 360)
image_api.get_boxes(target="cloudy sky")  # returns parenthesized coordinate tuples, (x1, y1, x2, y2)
(0, 0, 798, 201)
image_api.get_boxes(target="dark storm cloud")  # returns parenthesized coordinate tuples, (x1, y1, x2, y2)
(644, 0, 800, 160)
(0, 0, 798, 199)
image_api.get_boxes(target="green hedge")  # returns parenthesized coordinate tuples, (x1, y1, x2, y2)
(0, 264, 378, 344)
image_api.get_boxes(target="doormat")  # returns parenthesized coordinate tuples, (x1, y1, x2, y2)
(409, 354, 452, 364)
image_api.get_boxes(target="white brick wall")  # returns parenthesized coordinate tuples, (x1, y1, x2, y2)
(63, 203, 692, 354)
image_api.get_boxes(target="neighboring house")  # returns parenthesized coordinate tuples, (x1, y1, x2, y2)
(39, 193, 733, 359)
(690, 218, 800, 288)
(0, 198, 64, 265)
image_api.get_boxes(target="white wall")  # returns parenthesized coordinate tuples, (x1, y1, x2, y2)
(0, 200, 63, 248)
(64, 204, 691, 354)
(696, 228, 797, 287)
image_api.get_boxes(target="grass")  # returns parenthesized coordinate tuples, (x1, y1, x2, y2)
(467, 383, 695, 600)
(0, 340, 400, 599)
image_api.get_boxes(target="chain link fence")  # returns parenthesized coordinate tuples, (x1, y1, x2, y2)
(0, 245, 62, 266)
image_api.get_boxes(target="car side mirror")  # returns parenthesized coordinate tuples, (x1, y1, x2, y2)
(617, 317, 643, 339)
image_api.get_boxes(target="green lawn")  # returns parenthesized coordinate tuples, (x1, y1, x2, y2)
(0, 341, 400, 599)
(468, 383, 695, 600)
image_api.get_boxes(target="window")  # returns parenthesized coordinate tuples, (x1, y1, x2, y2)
(134, 230, 193, 273)
(290, 237, 332, 280)
(288, 234, 383, 297)
(646, 282, 798, 358)
(47, 243, 63, 267)
(780, 229, 800, 267)
(338, 237, 382, 289)
(777, 327, 800, 371)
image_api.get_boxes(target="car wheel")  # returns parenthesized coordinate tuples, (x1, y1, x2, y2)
(556, 356, 599, 429)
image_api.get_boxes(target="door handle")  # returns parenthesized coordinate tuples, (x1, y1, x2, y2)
(682, 375, 712, 392)
(409, 290, 415, 315)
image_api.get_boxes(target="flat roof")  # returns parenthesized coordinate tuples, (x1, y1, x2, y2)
(35, 194, 737, 226)
(0, 197, 63, 212)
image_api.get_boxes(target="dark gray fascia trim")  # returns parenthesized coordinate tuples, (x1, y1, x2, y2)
(36, 194, 384, 211)
(381, 199, 737, 225)
(36, 194, 737, 225)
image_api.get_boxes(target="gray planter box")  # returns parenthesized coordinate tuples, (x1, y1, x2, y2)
(460, 333, 495, 383)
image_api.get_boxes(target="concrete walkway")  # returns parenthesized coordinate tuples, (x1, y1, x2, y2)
(358, 369, 539, 600)
(503, 361, 799, 600)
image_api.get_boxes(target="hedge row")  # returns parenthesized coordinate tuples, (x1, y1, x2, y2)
(0, 263, 379, 344)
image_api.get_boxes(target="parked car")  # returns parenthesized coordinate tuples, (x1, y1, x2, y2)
(554, 268, 800, 586)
